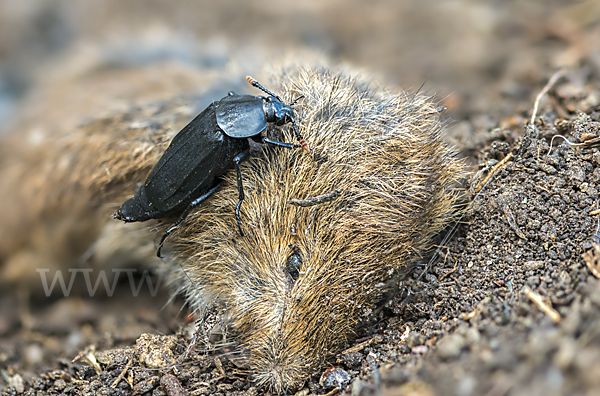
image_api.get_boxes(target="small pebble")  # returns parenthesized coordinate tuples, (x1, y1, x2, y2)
(411, 345, 429, 354)
(160, 374, 186, 396)
(436, 334, 465, 359)
(319, 366, 351, 389)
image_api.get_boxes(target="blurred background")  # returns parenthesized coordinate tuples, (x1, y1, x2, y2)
(0, 0, 599, 387)
(1, 0, 599, 136)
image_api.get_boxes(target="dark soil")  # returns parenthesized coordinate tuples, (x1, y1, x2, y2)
(2, 1, 600, 396)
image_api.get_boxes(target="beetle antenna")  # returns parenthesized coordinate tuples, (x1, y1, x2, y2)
(288, 94, 305, 107)
(246, 76, 282, 101)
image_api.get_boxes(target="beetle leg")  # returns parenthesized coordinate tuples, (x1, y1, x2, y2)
(156, 181, 223, 257)
(262, 137, 301, 149)
(290, 119, 311, 151)
(288, 94, 305, 107)
(234, 150, 250, 237)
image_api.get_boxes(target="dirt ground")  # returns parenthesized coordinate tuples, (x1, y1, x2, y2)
(1, 1, 600, 396)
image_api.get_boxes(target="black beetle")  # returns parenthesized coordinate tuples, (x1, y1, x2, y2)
(114, 76, 308, 256)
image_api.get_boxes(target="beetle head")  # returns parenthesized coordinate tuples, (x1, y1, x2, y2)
(263, 96, 309, 151)
(247, 76, 309, 151)
(264, 97, 295, 126)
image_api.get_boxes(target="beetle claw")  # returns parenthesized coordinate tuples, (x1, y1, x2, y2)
(299, 139, 310, 152)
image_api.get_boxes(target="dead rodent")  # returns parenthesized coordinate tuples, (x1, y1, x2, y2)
(0, 64, 465, 392)
(163, 67, 466, 392)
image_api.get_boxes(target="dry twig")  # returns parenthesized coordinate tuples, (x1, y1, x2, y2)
(582, 245, 600, 279)
(524, 287, 561, 323)
(111, 357, 133, 388)
(288, 190, 340, 207)
(473, 152, 513, 194)
(530, 70, 565, 125)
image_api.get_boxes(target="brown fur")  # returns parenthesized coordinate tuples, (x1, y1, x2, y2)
(0, 101, 182, 288)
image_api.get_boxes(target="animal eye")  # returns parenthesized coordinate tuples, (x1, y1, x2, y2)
(286, 250, 302, 283)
